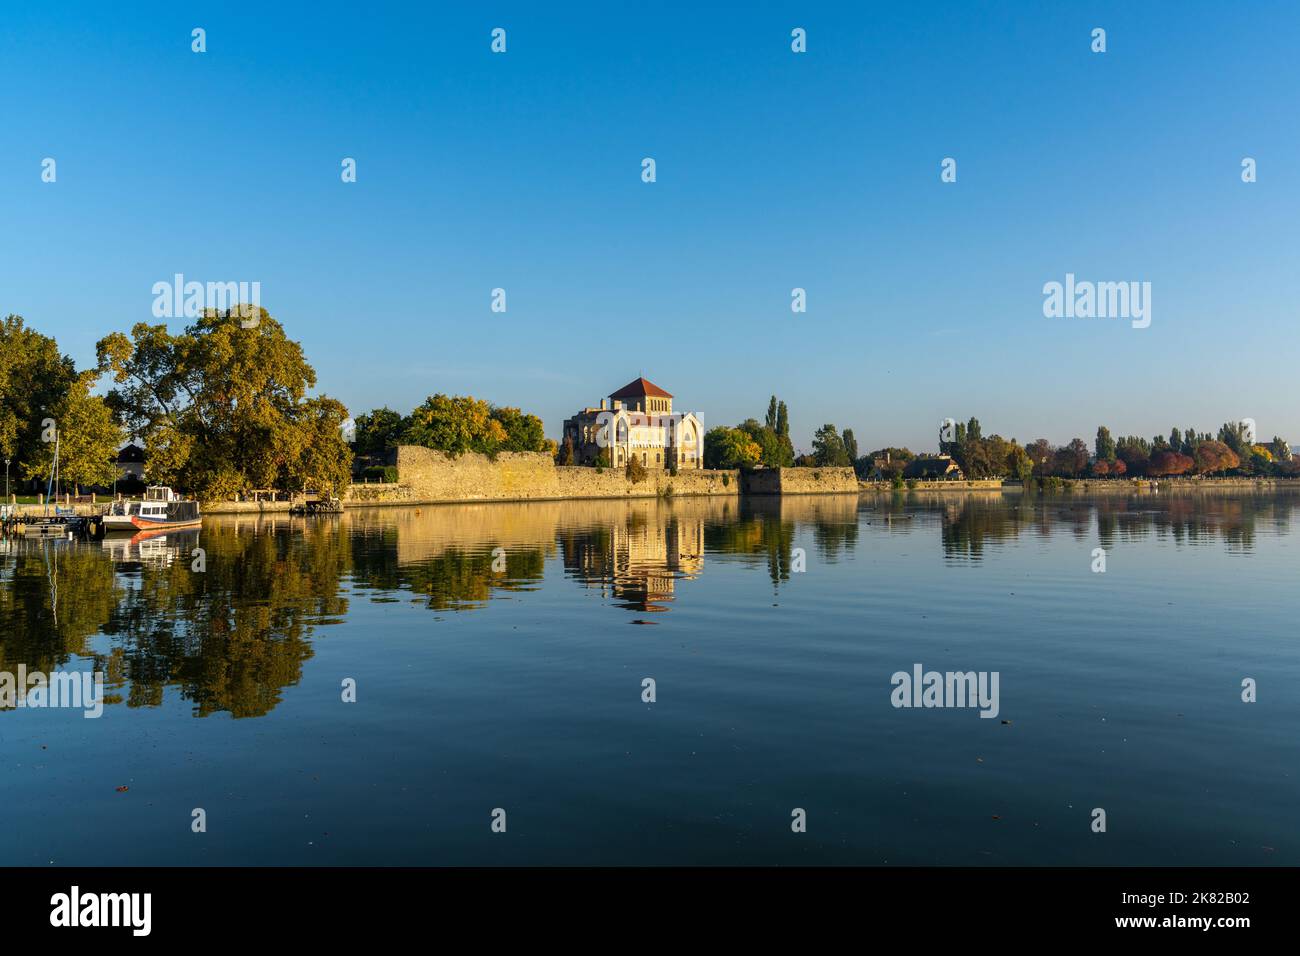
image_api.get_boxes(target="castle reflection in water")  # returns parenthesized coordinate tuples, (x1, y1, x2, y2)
(561, 508, 706, 613)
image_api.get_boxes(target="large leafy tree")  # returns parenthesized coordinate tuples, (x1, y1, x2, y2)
(982, 435, 1013, 476)
(1006, 444, 1034, 482)
(402, 394, 506, 456)
(958, 434, 995, 477)
(704, 426, 762, 469)
(96, 308, 353, 498)
(1216, 421, 1251, 458)
(811, 424, 851, 466)
(1194, 440, 1240, 475)
(371, 397, 547, 458)
(23, 374, 122, 491)
(1116, 436, 1151, 475)
(738, 418, 794, 468)
(1025, 439, 1053, 473)
(0, 315, 78, 479)
(1049, 438, 1090, 477)
(488, 405, 547, 452)
(280, 396, 355, 494)
(353, 406, 408, 457)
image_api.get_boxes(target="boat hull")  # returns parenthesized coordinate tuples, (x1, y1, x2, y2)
(104, 516, 202, 533)
(130, 515, 203, 530)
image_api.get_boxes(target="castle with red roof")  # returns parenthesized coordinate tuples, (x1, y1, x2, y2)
(562, 378, 703, 470)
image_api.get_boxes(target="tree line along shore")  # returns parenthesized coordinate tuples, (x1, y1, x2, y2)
(2, 309, 1295, 502)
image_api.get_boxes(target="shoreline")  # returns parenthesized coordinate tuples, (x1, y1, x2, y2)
(10, 476, 1294, 519)
(205, 475, 1296, 515)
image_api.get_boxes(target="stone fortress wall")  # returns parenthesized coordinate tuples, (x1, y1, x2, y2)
(343, 448, 868, 506)
(366, 447, 740, 504)
(740, 467, 859, 495)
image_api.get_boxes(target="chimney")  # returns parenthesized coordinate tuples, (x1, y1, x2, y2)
(600, 398, 607, 410)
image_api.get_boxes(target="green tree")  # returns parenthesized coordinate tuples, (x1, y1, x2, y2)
(1006, 444, 1034, 483)
(489, 406, 547, 452)
(812, 424, 850, 466)
(353, 407, 407, 457)
(842, 428, 859, 465)
(23, 375, 122, 491)
(704, 426, 762, 469)
(1095, 426, 1116, 462)
(0, 315, 78, 482)
(402, 394, 506, 457)
(281, 396, 355, 495)
(96, 308, 352, 499)
(763, 398, 795, 464)
(1217, 421, 1252, 459)
(980, 435, 1012, 477)
(738, 418, 794, 468)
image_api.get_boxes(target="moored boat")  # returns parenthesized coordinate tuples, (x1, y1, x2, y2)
(103, 486, 202, 533)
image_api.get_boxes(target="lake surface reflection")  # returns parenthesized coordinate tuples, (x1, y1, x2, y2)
(2, 490, 1297, 865)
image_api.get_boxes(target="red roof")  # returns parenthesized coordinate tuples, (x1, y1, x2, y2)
(610, 377, 672, 399)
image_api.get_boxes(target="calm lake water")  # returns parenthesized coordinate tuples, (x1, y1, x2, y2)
(2, 490, 1297, 866)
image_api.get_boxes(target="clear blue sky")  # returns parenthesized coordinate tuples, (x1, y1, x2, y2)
(1, 1, 1296, 454)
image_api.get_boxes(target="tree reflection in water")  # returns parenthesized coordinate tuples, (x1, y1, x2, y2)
(934, 489, 1293, 560)
(1, 490, 1294, 718)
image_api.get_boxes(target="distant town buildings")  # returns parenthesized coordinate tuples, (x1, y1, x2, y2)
(563, 378, 703, 470)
